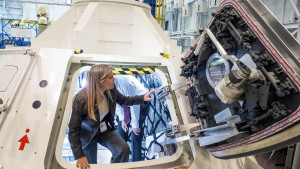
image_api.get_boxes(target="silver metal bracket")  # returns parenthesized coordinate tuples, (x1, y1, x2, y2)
(161, 135, 193, 145)
(161, 123, 201, 145)
(155, 82, 191, 100)
(164, 124, 180, 137)
(194, 123, 245, 146)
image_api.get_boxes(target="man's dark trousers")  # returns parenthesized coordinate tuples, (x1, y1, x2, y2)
(117, 103, 150, 162)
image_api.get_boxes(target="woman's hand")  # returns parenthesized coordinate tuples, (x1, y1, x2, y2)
(143, 89, 156, 101)
(76, 156, 90, 169)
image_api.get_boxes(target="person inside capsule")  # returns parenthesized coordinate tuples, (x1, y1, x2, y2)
(114, 75, 150, 162)
(68, 64, 156, 169)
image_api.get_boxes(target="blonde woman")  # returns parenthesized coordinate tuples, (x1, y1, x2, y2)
(68, 64, 156, 169)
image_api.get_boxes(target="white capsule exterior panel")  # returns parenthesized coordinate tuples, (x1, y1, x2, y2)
(0, 49, 73, 169)
(32, 0, 180, 58)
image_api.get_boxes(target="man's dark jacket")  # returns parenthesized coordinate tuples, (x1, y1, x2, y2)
(68, 86, 145, 159)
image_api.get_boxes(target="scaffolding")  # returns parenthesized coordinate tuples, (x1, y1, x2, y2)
(155, 0, 165, 29)
(1, 18, 38, 49)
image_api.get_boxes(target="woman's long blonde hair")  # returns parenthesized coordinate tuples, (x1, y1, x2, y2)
(86, 64, 113, 120)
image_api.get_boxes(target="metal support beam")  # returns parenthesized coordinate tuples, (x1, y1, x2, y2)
(0, 0, 71, 6)
(291, 29, 298, 36)
(292, 143, 300, 169)
(297, 23, 300, 42)
(289, 0, 300, 19)
(285, 144, 296, 169)
(284, 22, 300, 29)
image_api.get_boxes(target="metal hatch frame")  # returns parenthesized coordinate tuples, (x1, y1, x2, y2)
(47, 52, 194, 169)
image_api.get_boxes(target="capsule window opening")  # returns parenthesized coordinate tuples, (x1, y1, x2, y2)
(62, 69, 173, 164)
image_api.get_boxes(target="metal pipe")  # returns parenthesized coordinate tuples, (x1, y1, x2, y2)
(206, 28, 238, 63)
(193, 33, 206, 55)
(177, 8, 181, 32)
(0, 0, 72, 6)
(206, 29, 227, 56)
(282, 0, 287, 23)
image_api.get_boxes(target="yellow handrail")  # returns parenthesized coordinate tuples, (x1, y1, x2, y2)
(155, 0, 165, 29)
